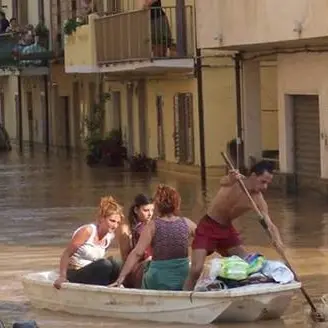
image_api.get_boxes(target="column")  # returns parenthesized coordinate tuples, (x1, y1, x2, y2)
(242, 60, 262, 168)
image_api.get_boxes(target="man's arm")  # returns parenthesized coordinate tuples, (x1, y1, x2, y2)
(255, 193, 284, 251)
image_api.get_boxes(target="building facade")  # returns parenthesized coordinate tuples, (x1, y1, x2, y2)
(0, 0, 278, 177)
(195, 0, 328, 190)
(0, 0, 52, 150)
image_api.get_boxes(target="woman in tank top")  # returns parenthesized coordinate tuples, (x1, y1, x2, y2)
(53, 196, 123, 289)
(117, 194, 154, 288)
(111, 185, 196, 291)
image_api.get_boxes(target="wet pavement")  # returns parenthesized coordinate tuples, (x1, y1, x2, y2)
(1, 148, 328, 327)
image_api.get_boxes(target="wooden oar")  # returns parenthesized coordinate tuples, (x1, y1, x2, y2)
(221, 151, 326, 322)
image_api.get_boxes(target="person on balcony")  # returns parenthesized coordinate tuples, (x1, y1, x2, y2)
(5, 18, 20, 33)
(0, 11, 9, 34)
(143, 0, 172, 57)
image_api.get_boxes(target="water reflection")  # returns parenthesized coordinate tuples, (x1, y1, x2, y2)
(1, 149, 328, 327)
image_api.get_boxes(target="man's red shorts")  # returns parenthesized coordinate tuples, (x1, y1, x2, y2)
(192, 214, 241, 256)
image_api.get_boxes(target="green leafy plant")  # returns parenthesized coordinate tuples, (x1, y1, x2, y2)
(82, 92, 110, 165)
(82, 92, 110, 148)
(35, 22, 49, 38)
(63, 18, 85, 36)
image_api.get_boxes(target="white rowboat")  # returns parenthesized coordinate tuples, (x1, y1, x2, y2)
(22, 271, 301, 324)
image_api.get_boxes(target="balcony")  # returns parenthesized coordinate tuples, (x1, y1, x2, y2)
(65, 5, 194, 74)
(0, 28, 54, 76)
(196, 0, 328, 51)
(64, 15, 99, 73)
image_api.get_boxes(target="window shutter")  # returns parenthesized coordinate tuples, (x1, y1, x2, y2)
(18, 0, 28, 26)
(185, 93, 194, 163)
(173, 94, 180, 161)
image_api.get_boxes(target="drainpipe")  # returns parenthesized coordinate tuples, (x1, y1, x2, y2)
(43, 74, 50, 153)
(234, 53, 244, 170)
(195, 48, 207, 192)
(17, 74, 23, 152)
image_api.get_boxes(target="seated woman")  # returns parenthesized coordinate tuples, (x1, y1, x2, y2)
(111, 185, 196, 291)
(53, 196, 123, 289)
(118, 194, 154, 288)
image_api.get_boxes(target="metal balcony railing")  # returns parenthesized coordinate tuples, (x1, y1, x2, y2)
(94, 5, 194, 64)
(0, 31, 53, 68)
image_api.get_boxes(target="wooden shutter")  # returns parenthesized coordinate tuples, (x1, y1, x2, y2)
(12, 0, 18, 20)
(185, 93, 194, 164)
(156, 95, 165, 159)
(173, 94, 180, 161)
(18, 0, 28, 26)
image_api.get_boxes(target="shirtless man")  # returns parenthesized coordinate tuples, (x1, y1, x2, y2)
(183, 160, 284, 291)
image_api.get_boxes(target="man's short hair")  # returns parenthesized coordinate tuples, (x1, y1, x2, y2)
(250, 160, 274, 176)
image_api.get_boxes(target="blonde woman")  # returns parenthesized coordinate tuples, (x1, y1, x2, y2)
(54, 196, 123, 289)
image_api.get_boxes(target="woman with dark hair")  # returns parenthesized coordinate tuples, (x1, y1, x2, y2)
(112, 185, 196, 291)
(117, 194, 154, 288)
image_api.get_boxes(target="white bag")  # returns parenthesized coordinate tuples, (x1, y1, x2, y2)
(261, 260, 295, 284)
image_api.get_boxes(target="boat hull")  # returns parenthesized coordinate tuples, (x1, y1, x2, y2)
(22, 271, 301, 324)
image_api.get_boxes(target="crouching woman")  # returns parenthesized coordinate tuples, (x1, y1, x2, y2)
(53, 196, 123, 289)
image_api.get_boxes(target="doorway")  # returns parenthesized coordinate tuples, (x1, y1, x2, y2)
(138, 80, 147, 155)
(0, 92, 4, 126)
(112, 91, 122, 133)
(26, 91, 34, 146)
(126, 83, 134, 157)
(293, 95, 320, 189)
(156, 95, 165, 159)
(58, 96, 71, 148)
(72, 81, 81, 148)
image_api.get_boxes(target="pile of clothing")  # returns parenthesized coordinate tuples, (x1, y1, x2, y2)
(195, 253, 295, 292)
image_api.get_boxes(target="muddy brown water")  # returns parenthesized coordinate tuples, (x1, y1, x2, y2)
(1, 149, 328, 328)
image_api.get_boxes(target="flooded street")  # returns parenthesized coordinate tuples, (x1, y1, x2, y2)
(1, 149, 328, 328)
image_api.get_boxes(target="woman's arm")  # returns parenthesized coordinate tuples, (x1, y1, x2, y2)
(53, 226, 91, 289)
(110, 221, 155, 286)
(184, 217, 197, 238)
(117, 223, 132, 262)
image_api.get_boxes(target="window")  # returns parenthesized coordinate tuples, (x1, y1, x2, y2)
(38, 0, 44, 21)
(106, 0, 121, 14)
(12, 0, 28, 26)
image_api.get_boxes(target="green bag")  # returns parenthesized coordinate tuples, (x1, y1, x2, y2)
(209, 256, 249, 281)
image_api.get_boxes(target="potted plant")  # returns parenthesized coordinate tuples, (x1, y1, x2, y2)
(35, 22, 49, 48)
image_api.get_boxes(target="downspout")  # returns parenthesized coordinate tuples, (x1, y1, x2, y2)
(43, 74, 50, 153)
(234, 53, 244, 170)
(17, 74, 23, 152)
(195, 49, 207, 191)
(191, 0, 207, 192)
